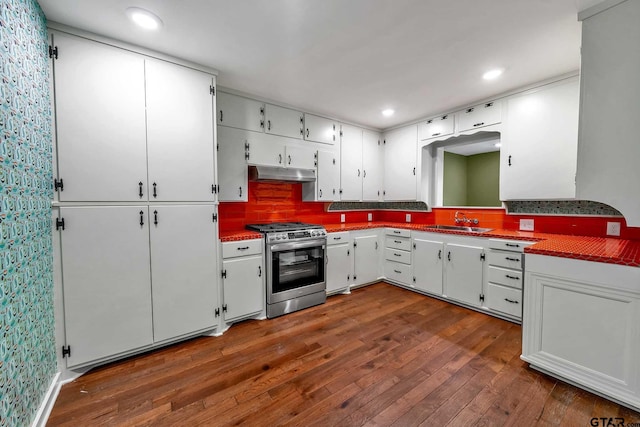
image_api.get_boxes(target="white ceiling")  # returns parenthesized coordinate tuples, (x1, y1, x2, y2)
(38, 0, 593, 130)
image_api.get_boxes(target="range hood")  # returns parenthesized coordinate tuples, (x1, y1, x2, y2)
(248, 165, 316, 183)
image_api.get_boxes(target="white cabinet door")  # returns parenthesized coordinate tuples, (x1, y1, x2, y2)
(316, 150, 340, 201)
(456, 101, 501, 132)
(305, 114, 337, 145)
(146, 61, 215, 202)
(149, 205, 218, 343)
(340, 124, 363, 201)
(353, 234, 380, 286)
(217, 92, 264, 133)
(217, 126, 248, 201)
(59, 206, 153, 367)
(264, 104, 304, 139)
(53, 33, 147, 202)
(222, 255, 264, 321)
(285, 145, 316, 170)
(444, 243, 484, 307)
(418, 114, 454, 141)
(326, 243, 352, 294)
(501, 78, 579, 200)
(248, 133, 286, 167)
(412, 238, 444, 295)
(383, 125, 417, 200)
(362, 130, 382, 201)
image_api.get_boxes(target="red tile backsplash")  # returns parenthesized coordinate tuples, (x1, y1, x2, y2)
(218, 181, 640, 240)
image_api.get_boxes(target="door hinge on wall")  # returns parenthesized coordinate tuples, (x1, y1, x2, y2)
(210, 85, 215, 95)
(49, 45, 58, 59)
(54, 178, 64, 192)
(55, 218, 65, 231)
(61, 345, 71, 358)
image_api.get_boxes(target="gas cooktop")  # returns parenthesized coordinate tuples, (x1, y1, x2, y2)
(245, 222, 324, 233)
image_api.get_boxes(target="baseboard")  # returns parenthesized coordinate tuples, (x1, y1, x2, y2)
(31, 372, 61, 427)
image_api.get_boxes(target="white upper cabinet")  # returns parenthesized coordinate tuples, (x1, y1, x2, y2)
(456, 101, 502, 132)
(383, 125, 417, 201)
(577, 0, 640, 226)
(217, 92, 265, 133)
(339, 124, 363, 201)
(362, 130, 382, 201)
(316, 150, 341, 201)
(500, 77, 579, 200)
(285, 144, 316, 170)
(145, 60, 216, 202)
(264, 104, 304, 139)
(418, 114, 454, 141)
(247, 132, 287, 167)
(305, 114, 338, 145)
(53, 33, 147, 202)
(217, 126, 248, 202)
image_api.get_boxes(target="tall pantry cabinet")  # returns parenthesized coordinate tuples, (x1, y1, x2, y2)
(51, 31, 220, 369)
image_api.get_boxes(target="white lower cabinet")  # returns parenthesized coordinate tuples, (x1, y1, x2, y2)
(444, 243, 485, 307)
(523, 254, 640, 412)
(384, 228, 412, 286)
(326, 232, 352, 294)
(352, 230, 382, 287)
(412, 236, 444, 295)
(221, 239, 264, 322)
(58, 205, 219, 368)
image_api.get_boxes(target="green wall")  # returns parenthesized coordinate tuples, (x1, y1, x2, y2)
(1, 0, 57, 425)
(443, 151, 500, 206)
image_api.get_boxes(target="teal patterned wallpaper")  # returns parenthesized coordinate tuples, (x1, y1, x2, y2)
(1, 0, 57, 426)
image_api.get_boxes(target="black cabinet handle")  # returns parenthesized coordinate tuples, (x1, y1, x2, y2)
(152, 182, 157, 198)
(505, 274, 520, 280)
(258, 266, 262, 277)
(288, 155, 292, 165)
(393, 253, 401, 257)
(333, 236, 341, 240)
(319, 189, 323, 198)
(432, 132, 441, 137)
(279, 154, 282, 164)
(239, 187, 243, 198)
(505, 243, 520, 248)
(139, 210, 144, 226)
(438, 249, 442, 259)
(508, 155, 512, 167)
(505, 257, 520, 262)
(138, 182, 143, 198)
(473, 122, 485, 127)
(219, 110, 223, 122)
(447, 251, 451, 261)
(504, 298, 519, 304)
(237, 246, 249, 251)
(268, 120, 271, 131)
(394, 269, 401, 274)
(153, 210, 158, 226)
(375, 241, 378, 250)
(413, 167, 416, 175)
(306, 129, 310, 138)
(394, 240, 402, 244)
(357, 169, 360, 177)
(363, 170, 366, 178)
(393, 230, 401, 234)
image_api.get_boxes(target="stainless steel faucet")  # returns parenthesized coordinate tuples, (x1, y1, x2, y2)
(454, 211, 479, 225)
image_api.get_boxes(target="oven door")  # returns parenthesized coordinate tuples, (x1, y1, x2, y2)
(267, 239, 326, 304)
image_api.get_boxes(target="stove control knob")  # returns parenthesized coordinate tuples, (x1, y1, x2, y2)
(311, 230, 317, 236)
(280, 233, 287, 240)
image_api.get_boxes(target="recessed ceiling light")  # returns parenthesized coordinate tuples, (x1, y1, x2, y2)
(483, 68, 504, 80)
(126, 7, 163, 30)
(382, 109, 395, 117)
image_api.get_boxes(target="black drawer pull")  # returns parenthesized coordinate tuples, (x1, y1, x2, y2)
(432, 132, 440, 137)
(505, 243, 520, 248)
(393, 253, 402, 257)
(473, 122, 485, 127)
(237, 246, 249, 251)
(438, 250, 442, 259)
(504, 298, 519, 304)
(505, 274, 520, 280)
(505, 257, 520, 262)
(258, 266, 262, 277)
(393, 269, 401, 274)
(333, 237, 342, 240)
(393, 230, 401, 234)
(394, 240, 402, 244)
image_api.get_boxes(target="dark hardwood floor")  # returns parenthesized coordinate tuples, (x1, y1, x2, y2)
(48, 283, 640, 426)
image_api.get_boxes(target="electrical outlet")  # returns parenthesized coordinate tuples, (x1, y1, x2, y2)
(607, 221, 621, 236)
(519, 219, 534, 231)
(340, 214, 345, 223)
(406, 214, 411, 223)
(367, 212, 372, 221)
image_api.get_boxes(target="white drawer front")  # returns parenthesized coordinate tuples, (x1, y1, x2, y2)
(384, 260, 412, 285)
(222, 239, 263, 258)
(487, 239, 532, 253)
(486, 283, 522, 318)
(385, 236, 411, 251)
(487, 250, 522, 270)
(488, 266, 523, 289)
(327, 232, 350, 246)
(386, 228, 410, 238)
(385, 248, 411, 265)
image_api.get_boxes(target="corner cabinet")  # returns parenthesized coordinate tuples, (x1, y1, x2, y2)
(221, 240, 265, 322)
(383, 125, 418, 201)
(523, 254, 640, 412)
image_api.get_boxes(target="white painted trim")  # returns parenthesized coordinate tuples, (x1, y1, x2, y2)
(578, 0, 628, 20)
(31, 372, 61, 427)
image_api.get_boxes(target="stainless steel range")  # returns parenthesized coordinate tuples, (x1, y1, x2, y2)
(246, 222, 327, 318)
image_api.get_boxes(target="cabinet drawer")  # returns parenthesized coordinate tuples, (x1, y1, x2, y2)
(457, 101, 501, 132)
(222, 239, 263, 259)
(419, 114, 454, 141)
(487, 250, 522, 270)
(384, 260, 412, 285)
(386, 228, 410, 238)
(488, 266, 522, 289)
(487, 239, 532, 253)
(327, 232, 350, 246)
(385, 236, 411, 251)
(385, 248, 411, 265)
(486, 283, 522, 318)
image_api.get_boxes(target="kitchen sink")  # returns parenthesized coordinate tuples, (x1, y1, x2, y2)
(425, 225, 494, 233)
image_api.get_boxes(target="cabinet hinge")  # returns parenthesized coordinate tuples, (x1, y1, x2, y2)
(353, 241, 357, 248)
(339, 189, 343, 194)
(383, 139, 386, 145)
(353, 274, 357, 280)
(212, 213, 218, 222)
(210, 85, 215, 95)
(480, 253, 486, 261)
(215, 308, 220, 317)
(347, 274, 350, 281)
(54, 178, 64, 192)
(479, 293, 485, 302)
(49, 45, 58, 59)
(222, 304, 228, 313)
(216, 143, 219, 152)
(377, 140, 380, 146)
(212, 184, 217, 194)
(413, 243, 416, 250)
(413, 276, 416, 283)
(347, 249, 350, 256)
(55, 218, 65, 231)
(340, 130, 343, 137)
(221, 270, 227, 279)
(61, 345, 71, 358)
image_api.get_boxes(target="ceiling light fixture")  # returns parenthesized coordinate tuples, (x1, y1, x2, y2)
(126, 7, 163, 30)
(483, 68, 504, 80)
(382, 109, 395, 117)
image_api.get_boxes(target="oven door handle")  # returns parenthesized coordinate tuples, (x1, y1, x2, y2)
(270, 239, 326, 252)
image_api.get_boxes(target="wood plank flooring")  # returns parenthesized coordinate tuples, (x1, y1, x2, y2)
(48, 283, 640, 426)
